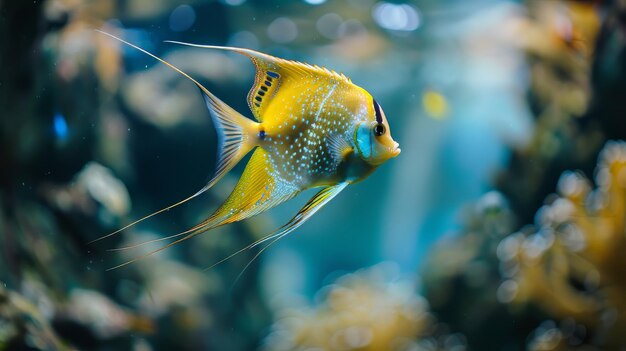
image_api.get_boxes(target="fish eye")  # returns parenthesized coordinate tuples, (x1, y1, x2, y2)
(373, 123, 386, 136)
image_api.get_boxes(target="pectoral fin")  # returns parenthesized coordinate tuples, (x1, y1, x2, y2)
(327, 134, 353, 167)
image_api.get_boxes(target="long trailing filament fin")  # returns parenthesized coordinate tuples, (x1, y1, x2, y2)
(230, 232, 289, 291)
(96, 30, 211, 96)
(106, 225, 202, 252)
(105, 219, 214, 271)
(89, 188, 207, 244)
(229, 183, 348, 288)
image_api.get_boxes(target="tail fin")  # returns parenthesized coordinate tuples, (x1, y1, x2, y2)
(91, 30, 258, 243)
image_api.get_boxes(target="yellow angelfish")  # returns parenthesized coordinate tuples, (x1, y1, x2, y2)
(95, 31, 400, 269)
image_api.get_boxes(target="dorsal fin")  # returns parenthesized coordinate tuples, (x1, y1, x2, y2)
(165, 41, 352, 122)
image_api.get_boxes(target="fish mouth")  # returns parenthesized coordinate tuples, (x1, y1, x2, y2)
(391, 142, 401, 157)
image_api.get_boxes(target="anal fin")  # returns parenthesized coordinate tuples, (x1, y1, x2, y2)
(259, 182, 348, 244)
(238, 182, 349, 255)
(203, 147, 301, 227)
(222, 182, 350, 282)
(106, 148, 300, 270)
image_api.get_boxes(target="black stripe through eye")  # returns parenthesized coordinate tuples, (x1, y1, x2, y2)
(373, 99, 383, 124)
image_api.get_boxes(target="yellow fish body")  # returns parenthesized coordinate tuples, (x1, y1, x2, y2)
(95, 31, 400, 267)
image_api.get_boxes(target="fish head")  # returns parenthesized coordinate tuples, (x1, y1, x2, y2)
(354, 99, 401, 166)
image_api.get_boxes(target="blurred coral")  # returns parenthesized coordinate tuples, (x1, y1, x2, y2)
(419, 1, 626, 349)
(42, 162, 131, 223)
(264, 263, 466, 351)
(59, 288, 154, 338)
(498, 141, 626, 349)
(497, 0, 605, 223)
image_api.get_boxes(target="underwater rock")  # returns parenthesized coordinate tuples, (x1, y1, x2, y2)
(0, 2, 271, 349)
(40, 161, 131, 245)
(75, 162, 131, 218)
(121, 49, 248, 129)
(0, 285, 69, 351)
(57, 288, 153, 339)
(0, 278, 155, 350)
(44, 161, 131, 218)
